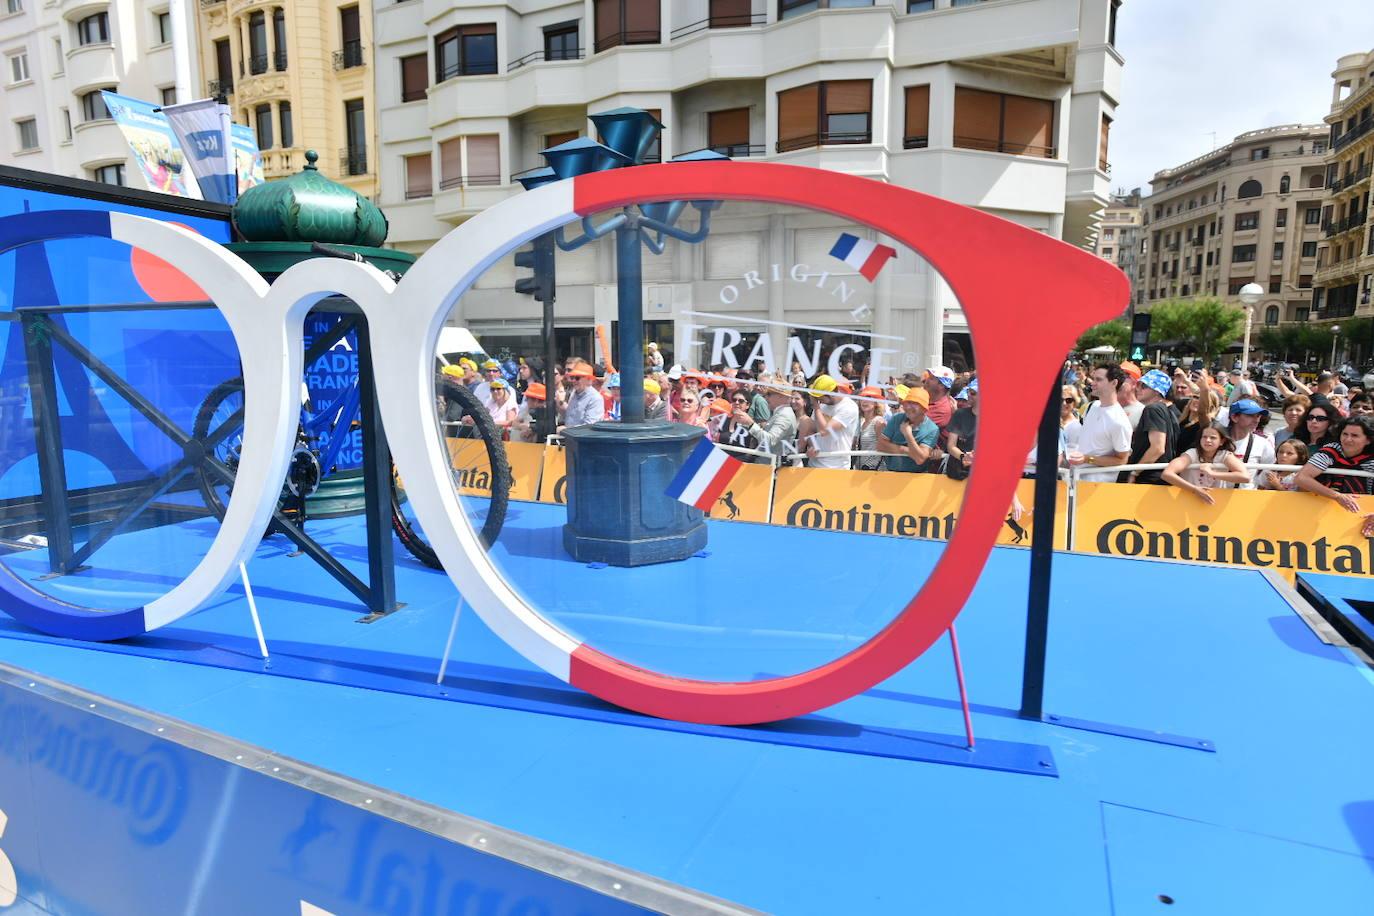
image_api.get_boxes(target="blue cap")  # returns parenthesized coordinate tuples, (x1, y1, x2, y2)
(1229, 398, 1264, 415)
(606, 372, 621, 388)
(1139, 369, 1172, 398)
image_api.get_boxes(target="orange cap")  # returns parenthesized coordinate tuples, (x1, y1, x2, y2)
(709, 399, 731, 416)
(858, 386, 883, 399)
(1120, 361, 1143, 380)
(525, 382, 546, 400)
(567, 367, 594, 379)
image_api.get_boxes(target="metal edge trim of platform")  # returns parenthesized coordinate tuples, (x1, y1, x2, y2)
(0, 660, 763, 916)
(1262, 570, 1348, 648)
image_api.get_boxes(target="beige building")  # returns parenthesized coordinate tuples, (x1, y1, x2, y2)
(196, 0, 376, 195)
(1140, 124, 1328, 328)
(1313, 48, 1374, 327)
(1092, 188, 1141, 303)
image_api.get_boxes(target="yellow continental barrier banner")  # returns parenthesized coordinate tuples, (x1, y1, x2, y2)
(771, 467, 1067, 549)
(1073, 481, 1374, 578)
(446, 438, 544, 502)
(535, 444, 771, 523)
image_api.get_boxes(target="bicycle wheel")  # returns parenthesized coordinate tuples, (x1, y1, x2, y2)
(391, 377, 510, 566)
(192, 376, 246, 520)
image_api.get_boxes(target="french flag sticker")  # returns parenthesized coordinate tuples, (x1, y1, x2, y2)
(830, 232, 897, 282)
(666, 439, 744, 512)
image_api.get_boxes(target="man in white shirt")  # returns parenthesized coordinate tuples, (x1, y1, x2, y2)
(472, 358, 503, 409)
(1117, 362, 1145, 429)
(1214, 398, 1275, 489)
(805, 374, 860, 469)
(1070, 363, 1132, 481)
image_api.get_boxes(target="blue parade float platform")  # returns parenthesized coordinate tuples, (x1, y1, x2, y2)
(1, 499, 1372, 914)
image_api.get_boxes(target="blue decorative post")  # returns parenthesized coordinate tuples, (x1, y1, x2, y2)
(521, 110, 730, 566)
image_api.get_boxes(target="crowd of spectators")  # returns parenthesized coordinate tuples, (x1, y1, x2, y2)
(435, 350, 1374, 529)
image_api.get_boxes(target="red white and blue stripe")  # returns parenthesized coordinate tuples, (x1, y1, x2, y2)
(829, 232, 897, 282)
(665, 439, 744, 512)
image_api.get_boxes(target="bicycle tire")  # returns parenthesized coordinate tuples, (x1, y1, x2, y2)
(192, 376, 247, 521)
(390, 377, 511, 567)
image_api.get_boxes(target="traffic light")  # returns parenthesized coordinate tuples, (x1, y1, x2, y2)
(514, 235, 556, 302)
(1129, 312, 1151, 362)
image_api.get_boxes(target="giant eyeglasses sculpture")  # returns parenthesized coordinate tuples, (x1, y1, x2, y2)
(0, 163, 1127, 724)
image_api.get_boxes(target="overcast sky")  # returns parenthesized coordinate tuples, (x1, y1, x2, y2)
(1110, 1, 1374, 195)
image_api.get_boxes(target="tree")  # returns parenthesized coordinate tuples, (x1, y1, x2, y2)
(1148, 298, 1246, 363)
(1256, 325, 1298, 361)
(1075, 319, 1129, 353)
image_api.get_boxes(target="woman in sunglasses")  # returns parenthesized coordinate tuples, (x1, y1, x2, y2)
(676, 390, 709, 433)
(1296, 415, 1374, 514)
(853, 386, 888, 471)
(1296, 405, 1339, 449)
(718, 391, 756, 452)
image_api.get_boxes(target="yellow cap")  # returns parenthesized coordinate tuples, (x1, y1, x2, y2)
(440, 365, 463, 378)
(892, 384, 910, 401)
(644, 379, 661, 395)
(809, 374, 839, 398)
(459, 357, 477, 370)
(901, 386, 930, 408)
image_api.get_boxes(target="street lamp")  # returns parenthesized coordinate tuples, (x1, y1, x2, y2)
(1237, 283, 1263, 372)
(1330, 324, 1340, 370)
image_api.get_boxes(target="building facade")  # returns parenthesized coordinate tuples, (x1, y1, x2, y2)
(1313, 48, 1374, 326)
(1, 0, 186, 188)
(373, 0, 1122, 370)
(1139, 125, 1328, 329)
(195, 0, 377, 195)
(1092, 187, 1141, 303)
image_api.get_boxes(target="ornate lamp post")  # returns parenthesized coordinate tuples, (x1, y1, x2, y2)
(1238, 283, 1263, 373)
(516, 109, 730, 566)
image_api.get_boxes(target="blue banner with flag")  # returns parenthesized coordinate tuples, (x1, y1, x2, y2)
(100, 91, 196, 198)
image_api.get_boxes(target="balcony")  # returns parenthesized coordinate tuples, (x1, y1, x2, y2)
(507, 47, 583, 72)
(247, 53, 267, 75)
(1333, 117, 1373, 151)
(339, 148, 368, 176)
(273, 50, 287, 71)
(207, 77, 233, 96)
(953, 136, 1055, 159)
(437, 172, 501, 191)
(334, 40, 364, 70)
(709, 143, 765, 158)
(1323, 211, 1369, 238)
(594, 30, 661, 54)
(670, 12, 766, 40)
(903, 134, 928, 150)
(199, 0, 223, 6)
(777, 130, 871, 154)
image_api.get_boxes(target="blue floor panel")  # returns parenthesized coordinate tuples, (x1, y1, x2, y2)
(2, 502, 1372, 914)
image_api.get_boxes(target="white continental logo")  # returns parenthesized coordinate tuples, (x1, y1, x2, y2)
(0, 808, 17, 907)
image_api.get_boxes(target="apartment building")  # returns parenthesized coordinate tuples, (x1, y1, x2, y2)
(1139, 125, 1328, 328)
(1, 0, 187, 187)
(1313, 48, 1374, 324)
(372, 0, 1123, 368)
(195, 0, 377, 195)
(1093, 187, 1141, 302)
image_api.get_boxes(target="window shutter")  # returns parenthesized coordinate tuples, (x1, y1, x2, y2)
(466, 134, 501, 185)
(594, 0, 620, 47)
(545, 131, 579, 149)
(824, 80, 871, 116)
(624, 0, 660, 38)
(903, 85, 930, 145)
(953, 87, 1001, 152)
(709, 108, 750, 148)
(778, 83, 819, 151)
(406, 154, 432, 197)
(439, 138, 461, 187)
(1098, 114, 1111, 168)
(705, 232, 763, 279)
(710, 0, 752, 27)
(401, 54, 427, 100)
(1002, 93, 1054, 157)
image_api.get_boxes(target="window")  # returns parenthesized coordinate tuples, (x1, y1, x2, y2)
(1279, 174, 1290, 194)
(1296, 307, 1309, 322)
(1098, 114, 1111, 171)
(1305, 207, 1321, 225)
(1237, 179, 1262, 199)
(1102, 248, 1113, 258)
(343, 98, 366, 174)
(16, 117, 38, 151)
(903, 85, 929, 149)
(279, 101, 292, 147)
(59, 107, 70, 142)
(544, 22, 578, 61)
(708, 107, 751, 157)
(254, 103, 273, 149)
(435, 23, 496, 80)
(1104, 228, 1114, 239)
(438, 138, 461, 188)
(545, 130, 578, 149)
(5, 0, 20, 12)
(1272, 242, 1283, 260)
(953, 87, 1055, 158)
(1250, 147, 1269, 161)
(1308, 174, 1324, 189)
(339, 6, 362, 68)
(248, 11, 267, 73)
(80, 88, 112, 122)
(465, 134, 500, 185)
(1108, 0, 1120, 45)
(156, 10, 171, 44)
(404, 153, 432, 199)
(1205, 251, 1213, 267)
(1232, 244, 1256, 263)
(1269, 276, 1282, 294)
(52, 37, 61, 73)
(1234, 212, 1258, 231)
(77, 12, 109, 46)
(908, 0, 935, 9)
(1276, 208, 1287, 228)
(781, 0, 874, 19)
(1302, 241, 1317, 258)
(8, 51, 28, 83)
(593, 0, 659, 53)
(1298, 274, 1312, 288)
(1228, 279, 1248, 295)
(214, 38, 232, 91)
(92, 164, 124, 185)
(273, 9, 287, 70)
(1265, 305, 1279, 325)
(777, 80, 871, 152)
(400, 53, 427, 102)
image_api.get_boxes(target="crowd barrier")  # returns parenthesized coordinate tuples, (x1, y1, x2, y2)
(436, 442, 1373, 579)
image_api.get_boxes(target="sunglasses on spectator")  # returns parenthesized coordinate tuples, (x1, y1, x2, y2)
(1309, 414, 1331, 422)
